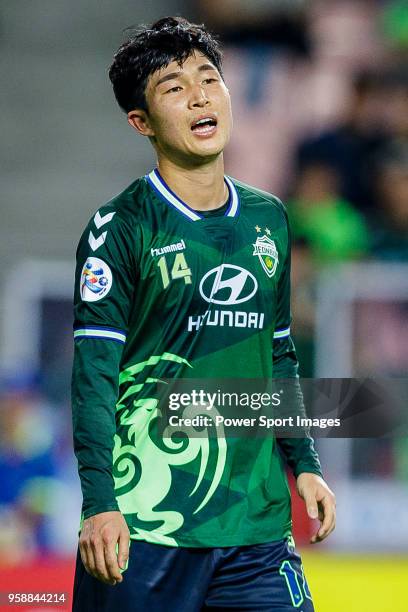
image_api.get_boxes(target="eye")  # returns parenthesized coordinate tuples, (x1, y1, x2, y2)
(203, 78, 218, 84)
(166, 86, 182, 93)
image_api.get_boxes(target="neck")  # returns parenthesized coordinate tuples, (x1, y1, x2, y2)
(156, 155, 227, 211)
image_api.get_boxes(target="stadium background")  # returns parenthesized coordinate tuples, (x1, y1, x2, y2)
(0, 1, 407, 610)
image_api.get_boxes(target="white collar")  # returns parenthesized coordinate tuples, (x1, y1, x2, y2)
(146, 168, 240, 221)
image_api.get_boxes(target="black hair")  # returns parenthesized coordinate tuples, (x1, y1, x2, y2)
(108, 16, 224, 114)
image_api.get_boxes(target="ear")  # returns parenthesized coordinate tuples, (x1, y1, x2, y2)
(127, 110, 155, 137)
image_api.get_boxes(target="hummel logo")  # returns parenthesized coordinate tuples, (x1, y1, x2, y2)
(151, 239, 186, 257)
(88, 230, 107, 251)
(94, 210, 116, 229)
(87, 210, 116, 252)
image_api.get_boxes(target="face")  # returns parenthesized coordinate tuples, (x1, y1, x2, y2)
(128, 51, 233, 165)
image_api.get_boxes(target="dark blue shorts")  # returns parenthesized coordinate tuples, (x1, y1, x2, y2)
(72, 538, 314, 611)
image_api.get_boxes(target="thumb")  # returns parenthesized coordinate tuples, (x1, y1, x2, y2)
(117, 531, 130, 570)
(302, 490, 318, 520)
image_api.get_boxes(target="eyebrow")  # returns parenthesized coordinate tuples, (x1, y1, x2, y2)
(155, 64, 218, 88)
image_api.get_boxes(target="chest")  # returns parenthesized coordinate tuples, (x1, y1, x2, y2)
(135, 210, 286, 323)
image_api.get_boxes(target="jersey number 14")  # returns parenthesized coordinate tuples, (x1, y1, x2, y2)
(157, 253, 192, 289)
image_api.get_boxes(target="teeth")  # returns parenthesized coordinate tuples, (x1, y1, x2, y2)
(195, 118, 213, 126)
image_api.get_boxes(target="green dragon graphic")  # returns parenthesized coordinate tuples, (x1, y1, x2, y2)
(113, 354, 227, 546)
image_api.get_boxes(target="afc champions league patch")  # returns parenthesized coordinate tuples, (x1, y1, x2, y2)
(80, 257, 112, 302)
(252, 235, 279, 277)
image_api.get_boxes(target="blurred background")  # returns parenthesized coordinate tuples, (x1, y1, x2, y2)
(0, 1, 407, 610)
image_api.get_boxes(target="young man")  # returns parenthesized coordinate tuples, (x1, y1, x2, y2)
(72, 17, 336, 611)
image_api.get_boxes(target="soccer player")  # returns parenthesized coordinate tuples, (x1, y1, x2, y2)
(71, 17, 336, 611)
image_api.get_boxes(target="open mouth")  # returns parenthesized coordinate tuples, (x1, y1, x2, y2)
(191, 116, 218, 135)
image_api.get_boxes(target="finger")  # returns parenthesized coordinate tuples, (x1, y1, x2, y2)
(310, 499, 335, 543)
(79, 525, 95, 576)
(311, 523, 334, 544)
(317, 496, 335, 538)
(81, 539, 98, 575)
(302, 491, 319, 520)
(117, 530, 130, 571)
(324, 504, 336, 538)
(95, 553, 116, 585)
(104, 539, 123, 583)
(79, 541, 92, 576)
(92, 537, 117, 585)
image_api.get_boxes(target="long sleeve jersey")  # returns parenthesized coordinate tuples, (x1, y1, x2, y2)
(72, 169, 322, 547)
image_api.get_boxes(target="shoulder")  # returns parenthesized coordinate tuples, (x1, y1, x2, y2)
(76, 177, 150, 261)
(91, 176, 148, 230)
(79, 176, 149, 244)
(230, 177, 288, 219)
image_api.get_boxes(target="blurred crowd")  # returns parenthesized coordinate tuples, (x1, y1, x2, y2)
(197, 0, 408, 375)
(0, 374, 79, 565)
(0, 0, 407, 560)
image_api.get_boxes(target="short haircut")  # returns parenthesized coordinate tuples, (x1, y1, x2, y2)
(109, 16, 224, 114)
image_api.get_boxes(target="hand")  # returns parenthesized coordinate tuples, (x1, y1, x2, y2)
(296, 472, 336, 544)
(79, 510, 130, 585)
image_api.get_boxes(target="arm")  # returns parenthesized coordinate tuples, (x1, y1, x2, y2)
(273, 203, 336, 543)
(72, 340, 129, 584)
(71, 209, 137, 582)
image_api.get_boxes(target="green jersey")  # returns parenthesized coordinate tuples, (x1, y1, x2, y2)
(72, 169, 322, 547)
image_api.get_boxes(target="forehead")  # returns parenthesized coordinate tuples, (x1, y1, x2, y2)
(148, 51, 217, 89)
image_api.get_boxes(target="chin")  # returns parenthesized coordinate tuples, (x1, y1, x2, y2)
(192, 149, 224, 164)
(193, 139, 226, 159)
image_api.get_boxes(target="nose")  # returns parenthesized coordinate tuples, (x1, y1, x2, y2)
(188, 84, 209, 109)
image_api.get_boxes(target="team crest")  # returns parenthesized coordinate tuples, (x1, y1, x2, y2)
(252, 235, 279, 278)
(80, 257, 112, 302)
